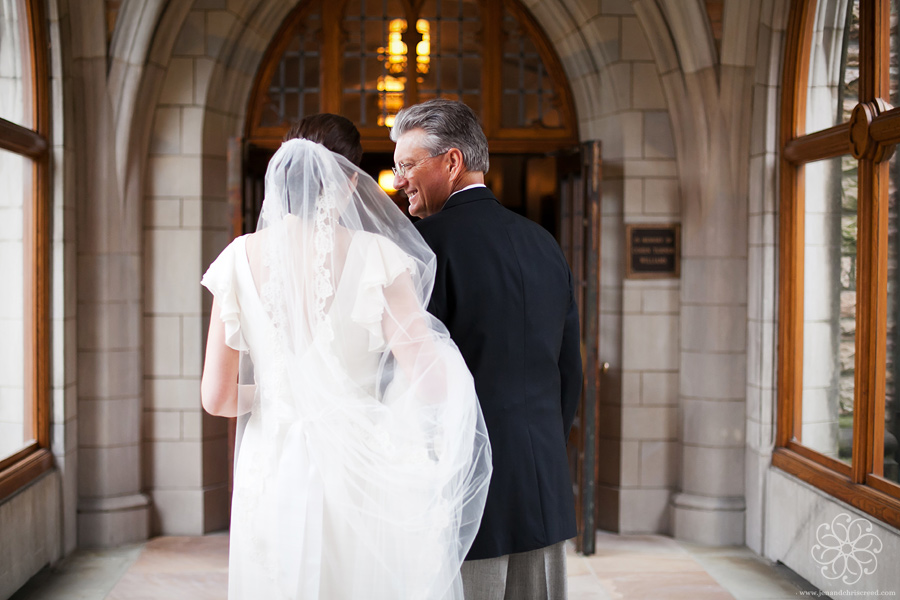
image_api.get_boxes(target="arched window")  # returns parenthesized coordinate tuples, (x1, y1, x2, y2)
(777, 0, 900, 527)
(0, 0, 51, 500)
(245, 0, 577, 152)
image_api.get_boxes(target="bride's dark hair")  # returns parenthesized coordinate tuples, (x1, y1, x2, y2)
(284, 114, 363, 166)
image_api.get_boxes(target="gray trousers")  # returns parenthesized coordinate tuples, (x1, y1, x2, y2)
(460, 541, 568, 600)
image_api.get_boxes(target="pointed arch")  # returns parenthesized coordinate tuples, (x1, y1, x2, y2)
(244, 0, 579, 152)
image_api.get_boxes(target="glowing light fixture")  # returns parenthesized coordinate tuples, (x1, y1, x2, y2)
(376, 75, 406, 127)
(416, 19, 430, 74)
(377, 18, 431, 127)
(386, 19, 407, 75)
(378, 169, 397, 193)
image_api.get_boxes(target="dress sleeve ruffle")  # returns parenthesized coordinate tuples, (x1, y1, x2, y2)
(201, 239, 249, 351)
(350, 234, 415, 352)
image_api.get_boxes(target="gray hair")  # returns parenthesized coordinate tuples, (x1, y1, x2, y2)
(390, 99, 490, 173)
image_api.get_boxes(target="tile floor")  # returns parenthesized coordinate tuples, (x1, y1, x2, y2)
(10, 531, 818, 600)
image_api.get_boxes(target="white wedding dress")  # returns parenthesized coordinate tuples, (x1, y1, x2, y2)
(201, 139, 491, 600)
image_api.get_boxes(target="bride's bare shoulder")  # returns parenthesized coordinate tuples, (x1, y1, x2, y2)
(244, 230, 268, 255)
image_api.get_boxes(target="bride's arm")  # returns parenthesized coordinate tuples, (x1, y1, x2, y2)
(201, 299, 240, 417)
(381, 272, 447, 404)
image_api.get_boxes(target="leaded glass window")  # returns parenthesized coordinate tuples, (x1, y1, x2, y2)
(417, 0, 482, 113)
(501, 7, 560, 129)
(257, 7, 322, 128)
(246, 0, 576, 152)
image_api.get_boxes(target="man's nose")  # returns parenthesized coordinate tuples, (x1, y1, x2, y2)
(393, 174, 405, 189)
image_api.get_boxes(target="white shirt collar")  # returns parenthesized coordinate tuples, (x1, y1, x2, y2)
(448, 183, 487, 199)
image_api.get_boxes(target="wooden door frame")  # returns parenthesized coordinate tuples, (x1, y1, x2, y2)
(558, 140, 602, 554)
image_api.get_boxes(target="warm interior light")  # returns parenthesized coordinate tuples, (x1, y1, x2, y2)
(376, 75, 405, 127)
(377, 75, 406, 93)
(416, 19, 430, 73)
(386, 19, 407, 75)
(376, 18, 431, 127)
(378, 169, 397, 193)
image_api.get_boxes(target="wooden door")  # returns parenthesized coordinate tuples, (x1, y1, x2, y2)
(558, 140, 602, 554)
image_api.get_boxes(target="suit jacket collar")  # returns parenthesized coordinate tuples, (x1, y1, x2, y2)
(439, 186, 497, 212)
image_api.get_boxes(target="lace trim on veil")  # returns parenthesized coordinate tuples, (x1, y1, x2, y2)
(312, 184, 337, 342)
(259, 184, 339, 347)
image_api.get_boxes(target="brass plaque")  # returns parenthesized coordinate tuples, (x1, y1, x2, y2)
(625, 224, 680, 279)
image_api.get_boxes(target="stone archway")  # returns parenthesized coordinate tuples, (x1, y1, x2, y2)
(135, 0, 675, 537)
(55, 0, 814, 556)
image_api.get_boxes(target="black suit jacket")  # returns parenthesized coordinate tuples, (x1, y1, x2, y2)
(415, 187, 582, 560)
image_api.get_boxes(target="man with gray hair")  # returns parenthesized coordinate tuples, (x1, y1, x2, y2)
(391, 99, 582, 599)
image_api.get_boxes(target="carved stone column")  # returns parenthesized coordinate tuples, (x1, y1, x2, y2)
(71, 2, 149, 547)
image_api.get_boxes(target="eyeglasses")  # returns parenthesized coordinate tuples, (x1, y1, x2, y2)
(392, 151, 448, 179)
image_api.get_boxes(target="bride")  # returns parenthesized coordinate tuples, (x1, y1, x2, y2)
(200, 121, 492, 599)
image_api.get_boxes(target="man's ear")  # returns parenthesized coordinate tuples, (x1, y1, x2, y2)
(447, 148, 466, 182)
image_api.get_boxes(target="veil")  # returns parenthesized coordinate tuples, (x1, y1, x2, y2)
(235, 139, 491, 599)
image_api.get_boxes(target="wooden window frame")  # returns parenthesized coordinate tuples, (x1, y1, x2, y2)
(245, 0, 578, 153)
(776, 0, 900, 528)
(0, 0, 52, 502)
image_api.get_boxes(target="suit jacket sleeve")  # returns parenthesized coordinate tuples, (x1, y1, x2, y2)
(559, 265, 583, 439)
(417, 223, 448, 324)
(426, 271, 446, 324)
